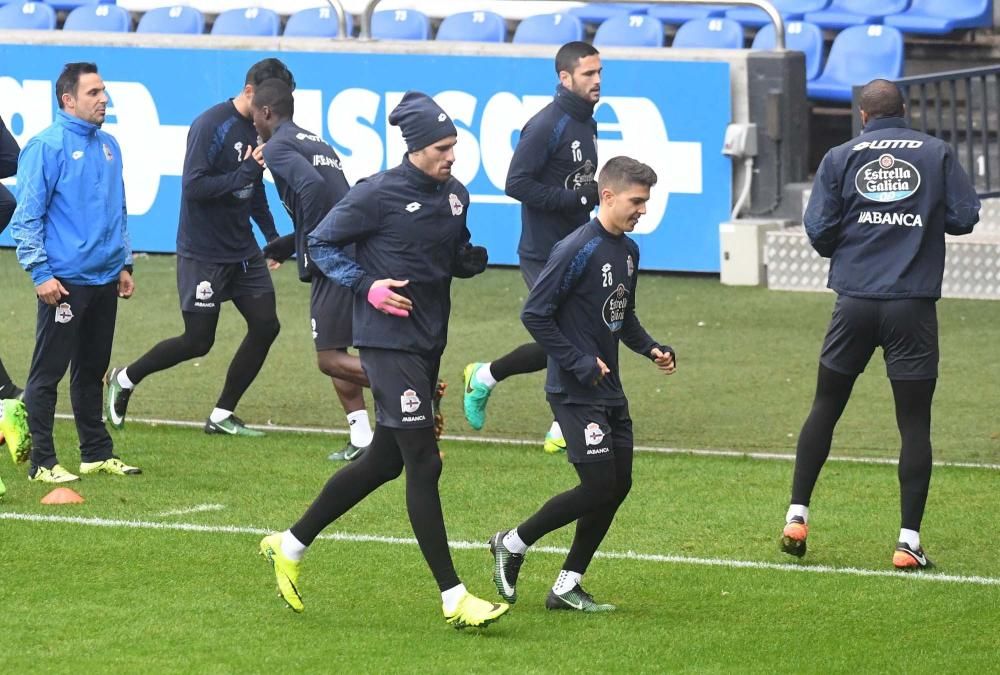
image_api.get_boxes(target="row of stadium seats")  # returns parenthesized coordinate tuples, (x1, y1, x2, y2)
(568, 1, 992, 35)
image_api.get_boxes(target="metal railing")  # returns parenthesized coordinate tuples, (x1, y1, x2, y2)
(854, 66, 1000, 198)
(323, 0, 350, 38)
(358, 0, 786, 48)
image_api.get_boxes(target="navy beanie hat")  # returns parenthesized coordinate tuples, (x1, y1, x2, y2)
(389, 91, 458, 152)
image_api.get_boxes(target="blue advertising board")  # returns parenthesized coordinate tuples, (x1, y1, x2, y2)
(0, 44, 731, 271)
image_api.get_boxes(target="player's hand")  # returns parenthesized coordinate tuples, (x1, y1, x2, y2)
(592, 356, 610, 384)
(368, 279, 412, 317)
(651, 347, 676, 374)
(252, 143, 266, 168)
(35, 278, 68, 305)
(266, 258, 281, 271)
(117, 270, 135, 299)
(577, 181, 600, 210)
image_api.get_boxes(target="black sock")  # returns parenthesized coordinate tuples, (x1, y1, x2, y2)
(127, 311, 219, 385)
(892, 378, 936, 531)
(562, 445, 633, 574)
(491, 342, 547, 382)
(790, 364, 857, 506)
(291, 425, 404, 545)
(0, 355, 17, 395)
(216, 293, 280, 412)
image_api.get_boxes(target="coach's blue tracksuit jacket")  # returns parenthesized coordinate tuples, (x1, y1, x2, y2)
(307, 155, 486, 355)
(804, 116, 980, 299)
(522, 218, 659, 405)
(10, 111, 131, 286)
(506, 85, 598, 264)
(263, 120, 350, 281)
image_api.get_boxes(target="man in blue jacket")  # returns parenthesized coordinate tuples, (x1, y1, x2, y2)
(249, 78, 374, 461)
(489, 157, 675, 612)
(463, 41, 602, 453)
(10, 62, 139, 483)
(105, 59, 289, 437)
(780, 79, 980, 569)
(259, 92, 507, 630)
(0, 115, 24, 402)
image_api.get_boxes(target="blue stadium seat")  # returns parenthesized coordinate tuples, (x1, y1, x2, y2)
(436, 10, 505, 42)
(751, 21, 824, 80)
(593, 14, 665, 47)
(211, 7, 280, 36)
(648, 4, 731, 25)
(807, 25, 904, 101)
(371, 8, 429, 40)
(804, 0, 910, 29)
(673, 17, 744, 48)
(0, 2, 56, 29)
(512, 13, 584, 44)
(726, 0, 829, 28)
(63, 4, 131, 32)
(569, 3, 649, 25)
(884, 0, 991, 34)
(43, 0, 114, 11)
(284, 6, 354, 37)
(135, 5, 203, 34)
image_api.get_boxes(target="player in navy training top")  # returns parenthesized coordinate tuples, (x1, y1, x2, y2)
(259, 92, 508, 630)
(0, 114, 24, 400)
(249, 78, 375, 461)
(463, 41, 602, 454)
(105, 59, 294, 437)
(488, 157, 676, 613)
(780, 80, 980, 570)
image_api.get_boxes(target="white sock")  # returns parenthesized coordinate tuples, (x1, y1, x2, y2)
(899, 528, 920, 549)
(441, 583, 467, 613)
(347, 410, 373, 447)
(786, 504, 809, 524)
(474, 363, 497, 389)
(552, 570, 582, 595)
(502, 528, 528, 554)
(209, 408, 232, 424)
(548, 420, 562, 438)
(280, 530, 307, 562)
(116, 368, 135, 389)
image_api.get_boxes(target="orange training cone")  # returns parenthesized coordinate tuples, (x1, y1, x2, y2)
(41, 487, 85, 505)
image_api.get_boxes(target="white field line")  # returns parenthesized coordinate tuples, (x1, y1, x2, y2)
(2, 512, 999, 588)
(57, 413, 1000, 472)
(154, 503, 225, 518)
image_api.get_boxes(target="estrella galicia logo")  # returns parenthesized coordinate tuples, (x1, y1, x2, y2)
(565, 159, 596, 190)
(602, 283, 629, 332)
(855, 153, 921, 203)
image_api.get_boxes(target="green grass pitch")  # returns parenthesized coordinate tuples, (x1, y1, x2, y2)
(1, 250, 998, 672)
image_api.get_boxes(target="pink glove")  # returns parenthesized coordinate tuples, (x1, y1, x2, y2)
(368, 285, 409, 317)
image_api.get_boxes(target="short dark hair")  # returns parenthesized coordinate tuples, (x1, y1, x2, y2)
(56, 62, 98, 109)
(245, 58, 295, 91)
(859, 79, 905, 119)
(555, 41, 600, 76)
(598, 156, 658, 193)
(252, 78, 295, 119)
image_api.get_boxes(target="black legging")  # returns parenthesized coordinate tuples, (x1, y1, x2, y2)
(517, 445, 634, 575)
(291, 425, 461, 592)
(0, 354, 16, 395)
(127, 293, 280, 411)
(791, 364, 935, 531)
(491, 342, 547, 382)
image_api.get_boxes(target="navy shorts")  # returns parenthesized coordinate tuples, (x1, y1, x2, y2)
(177, 254, 273, 313)
(519, 256, 546, 290)
(359, 348, 440, 430)
(549, 399, 633, 464)
(820, 295, 939, 380)
(310, 273, 353, 351)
